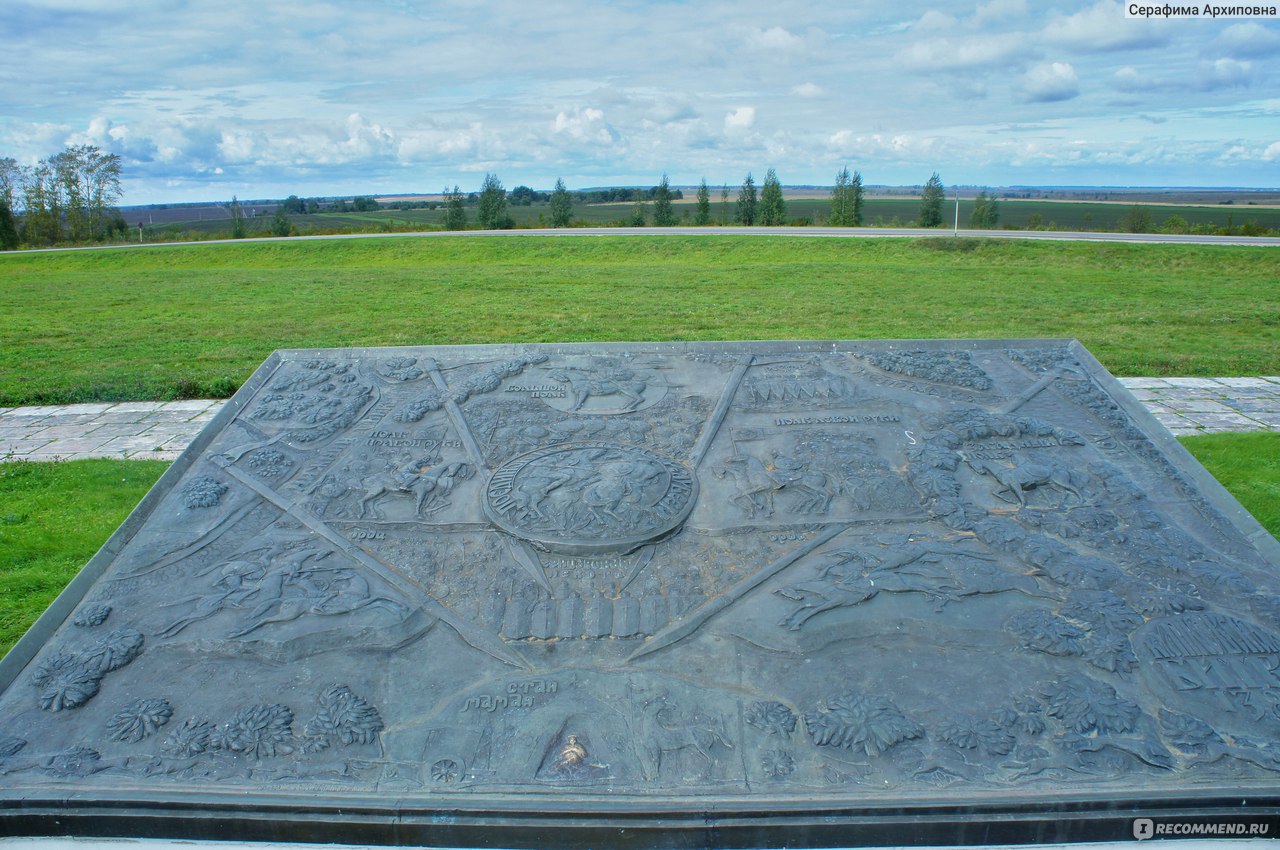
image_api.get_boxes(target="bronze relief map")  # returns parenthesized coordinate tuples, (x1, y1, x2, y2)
(1, 340, 1278, 844)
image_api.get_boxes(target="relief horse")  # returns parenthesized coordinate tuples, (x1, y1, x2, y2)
(546, 368, 649, 412)
(969, 454, 1084, 507)
(712, 454, 836, 518)
(358, 460, 473, 519)
(628, 685, 733, 781)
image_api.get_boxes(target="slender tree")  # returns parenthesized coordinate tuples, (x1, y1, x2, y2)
(759, 168, 785, 226)
(21, 160, 61, 245)
(830, 167, 853, 227)
(694, 179, 711, 226)
(477, 172, 507, 230)
(719, 184, 730, 225)
(271, 206, 292, 237)
(230, 196, 246, 238)
(829, 166, 864, 227)
(549, 178, 572, 228)
(652, 174, 676, 227)
(443, 185, 468, 230)
(735, 173, 757, 225)
(48, 145, 123, 241)
(0, 203, 16, 249)
(920, 172, 945, 227)
(51, 148, 88, 241)
(969, 190, 999, 229)
(0, 157, 19, 211)
(0, 156, 18, 249)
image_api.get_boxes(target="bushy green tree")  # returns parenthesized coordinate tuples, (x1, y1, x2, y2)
(829, 166, 863, 227)
(46, 145, 123, 242)
(629, 202, 648, 227)
(549, 178, 572, 227)
(920, 172, 945, 227)
(0, 157, 18, 249)
(694, 179, 711, 226)
(1122, 205, 1152, 233)
(0, 198, 17, 250)
(477, 173, 506, 230)
(20, 160, 61, 246)
(969, 190, 999, 229)
(759, 168, 785, 226)
(652, 174, 676, 227)
(444, 185, 467, 230)
(509, 185, 535, 206)
(735, 173, 757, 225)
(271, 207, 292, 237)
(0, 157, 18, 212)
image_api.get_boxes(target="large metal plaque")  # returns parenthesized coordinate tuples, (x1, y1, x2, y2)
(2, 340, 1279, 847)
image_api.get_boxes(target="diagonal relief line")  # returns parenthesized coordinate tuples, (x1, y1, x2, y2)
(424, 358, 489, 470)
(217, 459, 530, 670)
(691, 355, 754, 469)
(627, 522, 848, 663)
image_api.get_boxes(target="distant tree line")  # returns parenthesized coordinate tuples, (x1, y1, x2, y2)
(304, 169, 971, 232)
(573, 186, 686, 204)
(0, 145, 126, 248)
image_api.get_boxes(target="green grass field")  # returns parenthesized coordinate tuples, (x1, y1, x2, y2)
(2, 431, 1277, 655)
(3, 235, 1278, 405)
(0, 458, 169, 653)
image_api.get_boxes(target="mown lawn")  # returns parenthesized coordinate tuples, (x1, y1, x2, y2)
(1, 431, 1277, 655)
(2, 235, 1278, 405)
(0, 458, 169, 654)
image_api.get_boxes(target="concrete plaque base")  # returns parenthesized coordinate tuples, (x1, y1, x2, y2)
(1, 340, 1278, 846)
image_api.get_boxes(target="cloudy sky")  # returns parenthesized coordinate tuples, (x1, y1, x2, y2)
(3, 0, 1278, 203)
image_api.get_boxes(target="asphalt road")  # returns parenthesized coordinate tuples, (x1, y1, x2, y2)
(7, 225, 1280, 254)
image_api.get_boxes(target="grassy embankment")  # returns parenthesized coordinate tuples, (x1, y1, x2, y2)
(3, 235, 1278, 405)
(1, 431, 1277, 655)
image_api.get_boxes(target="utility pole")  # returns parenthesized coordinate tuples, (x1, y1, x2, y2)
(954, 190, 960, 237)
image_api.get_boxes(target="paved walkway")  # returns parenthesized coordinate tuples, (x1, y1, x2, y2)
(1, 377, 1278, 463)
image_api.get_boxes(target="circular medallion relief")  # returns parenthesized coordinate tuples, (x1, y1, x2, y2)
(484, 442, 697, 556)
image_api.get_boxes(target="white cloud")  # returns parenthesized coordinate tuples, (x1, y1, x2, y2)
(1263, 141, 1280, 161)
(791, 82, 824, 98)
(1113, 66, 1157, 92)
(1210, 23, 1280, 58)
(1198, 58, 1255, 90)
(552, 108, 618, 145)
(217, 130, 259, 164)
(743, 25, 802, 51)
(340, 113, 395, 159)
(1043, 2, 1169, 52)
(913, 10, 958, 31)
(642, 98, 699, 125)
(1022, 62, 1080, 103)
(396, 124, 485, 162)
(724, 107, 756, 130)
(973, 0, 1028, 25)
(897, 33, 1034, 72)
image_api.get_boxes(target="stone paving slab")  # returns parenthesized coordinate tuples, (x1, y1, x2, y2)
(1, 381, 1278, 463)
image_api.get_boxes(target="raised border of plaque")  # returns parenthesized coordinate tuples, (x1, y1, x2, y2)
(0, 339, 1278, 848)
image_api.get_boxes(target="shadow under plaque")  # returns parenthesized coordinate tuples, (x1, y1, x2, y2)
(1, 340, 1278, 848)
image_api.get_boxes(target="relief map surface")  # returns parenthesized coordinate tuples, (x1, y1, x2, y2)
(1, 340, 1279, 838)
